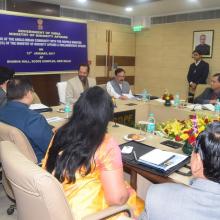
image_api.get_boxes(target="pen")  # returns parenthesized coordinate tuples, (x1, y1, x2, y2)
(133, 150, 138, 161)
(159, 155, 175, 166)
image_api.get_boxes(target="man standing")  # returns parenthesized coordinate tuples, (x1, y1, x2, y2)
(187, 50, 209, 102)
(106, 68, 133, 100)
(65, 64, 96, 104)
(139, 122, 220, 220)
(0, 66, 14, 107)
(0, 77, 53, 163)
(195, 34, 210, 55)
(194, 73, 220, 104)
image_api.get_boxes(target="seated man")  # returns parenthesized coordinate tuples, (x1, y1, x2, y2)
(194, 73, 220, 104)
(65, 64, 96, 104)
(0, 66, 15, 107)
(0, 77, 53, 163)
(139, 122, 220, 220)
(106, 68, 133, 99)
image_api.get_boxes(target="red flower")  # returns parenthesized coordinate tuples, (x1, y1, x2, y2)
(184, 129, 193, 135)
(204, 118, 209, 124)
(175, 136, 182, 142)
(188, 135, 196, 145)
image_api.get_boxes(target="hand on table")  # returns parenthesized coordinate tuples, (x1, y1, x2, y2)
(120, 96, 128, 100)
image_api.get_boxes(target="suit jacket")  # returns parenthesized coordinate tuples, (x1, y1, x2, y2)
(0, 101, 53, 163)
(139, 178, 220, 220)
(194, 88, 220, 104)
(195, 44, 210, 55)
(187, 60, 209, 84)
(65, 76, 96, 104)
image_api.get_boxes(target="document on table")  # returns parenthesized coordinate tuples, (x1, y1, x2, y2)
(138, 149, 188, 171)
(46, 117, 64, 123)
(29, 104, 49, 110)
(202, 104, 215, 111)
(138, 149, 174, 165)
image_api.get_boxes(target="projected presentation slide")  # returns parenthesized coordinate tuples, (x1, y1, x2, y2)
(0, 12, 87, 73)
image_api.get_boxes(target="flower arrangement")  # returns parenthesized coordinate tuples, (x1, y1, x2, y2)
(162, 89, 174, 101)
(157, 114, 214, 146)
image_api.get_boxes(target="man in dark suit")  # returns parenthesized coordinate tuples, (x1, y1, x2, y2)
(187, 50, 209, 102)
(0, 77, 53, 163)
(194, 73, 220, 104)
(0, 66, 14, 107)
(195, 34, 210, 56)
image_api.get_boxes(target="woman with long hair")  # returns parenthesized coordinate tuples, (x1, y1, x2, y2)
(43, 86, 143, 219)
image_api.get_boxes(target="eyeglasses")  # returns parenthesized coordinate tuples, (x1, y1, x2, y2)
(194, 142, 204, 161)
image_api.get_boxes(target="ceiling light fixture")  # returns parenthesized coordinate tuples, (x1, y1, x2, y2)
(77, 0, 87, 3)
(125, 7, 133, 12)
(188, 0, 198, 3)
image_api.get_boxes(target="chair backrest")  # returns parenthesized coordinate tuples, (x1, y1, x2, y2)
(194, 84, 210, 98)
(0, 122, 37, 163)
(56, 81, 67, 104)
(0, 141, 74, 220)
(32, 92, 41, 104)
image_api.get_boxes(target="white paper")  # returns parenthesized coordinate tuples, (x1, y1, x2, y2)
(186, 104, 202, 111)
(141, 153, 188, 171)
(138, 149, 174, 165)
(202, 104, 215, 111)
(46, 117, 64, 123)
(121, 146, 133, 154)
(29, 103, 49, 110)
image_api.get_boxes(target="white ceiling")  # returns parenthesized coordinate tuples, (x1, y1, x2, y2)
(33, 0, 220, 18)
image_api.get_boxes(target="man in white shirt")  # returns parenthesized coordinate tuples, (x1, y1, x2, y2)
(106, 68, 133, 100)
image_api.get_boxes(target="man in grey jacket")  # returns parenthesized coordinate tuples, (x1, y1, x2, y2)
(194, 73, 220, 104)
(139, 122, 220, 220)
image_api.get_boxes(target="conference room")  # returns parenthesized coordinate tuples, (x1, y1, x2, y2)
(1, 0, 220, 220)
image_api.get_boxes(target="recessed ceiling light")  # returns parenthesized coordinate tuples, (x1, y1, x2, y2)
(77, 0, 87, 3)
(188, 0, 198, 2)
(125, 7, 133, 12)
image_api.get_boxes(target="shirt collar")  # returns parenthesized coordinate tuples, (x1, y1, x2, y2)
(7, 100, 29, 108)
(190, 178, 220, 194)
(195, 60, 201, 66)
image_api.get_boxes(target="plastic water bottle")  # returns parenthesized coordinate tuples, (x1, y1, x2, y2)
(64, 101, 71, 119)
(147, 113, 156, 134)
(142, 89, 148, 102)
(215, 99, 220, 117)
(174, 93, 180, 107)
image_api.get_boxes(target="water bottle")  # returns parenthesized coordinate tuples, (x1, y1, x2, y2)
(147, 113, 156, 134)
(142, 89, 148, 102)
(64, 100, 71, 119)
(215, 99, 220, 117)
(174, 93, 180, 107)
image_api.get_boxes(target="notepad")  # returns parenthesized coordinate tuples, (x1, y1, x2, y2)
(202, 104, 215, 111)
(138, 149, 175, 165)
(46, 117, 64, 123)
(29, 104, 49, 110)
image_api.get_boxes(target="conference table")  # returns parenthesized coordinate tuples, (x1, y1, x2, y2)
(43, 99, 213, 187)
(114, 98, 216, 124)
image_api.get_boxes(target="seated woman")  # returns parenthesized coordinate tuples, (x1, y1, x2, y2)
(43, 86, 143, 219)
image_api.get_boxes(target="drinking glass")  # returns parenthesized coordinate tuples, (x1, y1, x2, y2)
(138, 121, 148, 135)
